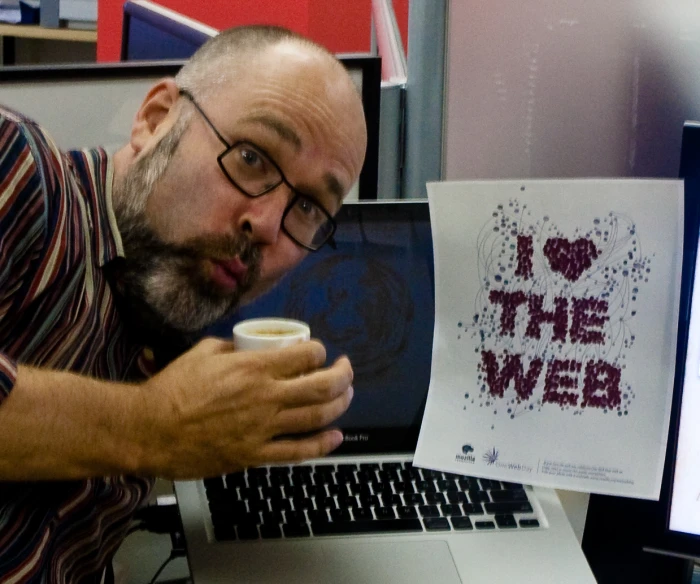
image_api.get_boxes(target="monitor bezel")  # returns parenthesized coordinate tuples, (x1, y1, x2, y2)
(643, 128, 700, 558)
(640, 177, 700, 559)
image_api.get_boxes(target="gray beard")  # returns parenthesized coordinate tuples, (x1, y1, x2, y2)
(111, 115, 260, 333)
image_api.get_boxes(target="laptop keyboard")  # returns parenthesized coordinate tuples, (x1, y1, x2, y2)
(204, 461, 541, 540)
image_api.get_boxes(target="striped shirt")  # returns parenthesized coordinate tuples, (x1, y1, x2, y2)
(0, 106, 154, 582)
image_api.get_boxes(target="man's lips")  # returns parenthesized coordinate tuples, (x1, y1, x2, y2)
(210, 257, 248, 291)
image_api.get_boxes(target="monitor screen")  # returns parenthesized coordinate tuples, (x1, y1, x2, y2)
(204, 200, 434, 455)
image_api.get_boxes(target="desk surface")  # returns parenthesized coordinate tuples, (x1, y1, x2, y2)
(0, 24, 96, 42)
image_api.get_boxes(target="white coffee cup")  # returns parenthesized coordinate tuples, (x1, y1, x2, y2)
(232, 318, 311, 351)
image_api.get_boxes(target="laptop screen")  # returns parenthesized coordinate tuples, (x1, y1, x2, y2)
(207, 200, 434, 455)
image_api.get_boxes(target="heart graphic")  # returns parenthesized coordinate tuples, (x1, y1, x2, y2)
(543, 237, 599, 282)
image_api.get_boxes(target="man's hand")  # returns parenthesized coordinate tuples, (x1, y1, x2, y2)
(139, 337, 354, 479)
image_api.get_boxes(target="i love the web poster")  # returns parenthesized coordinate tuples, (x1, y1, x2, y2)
(414, 179, 682, 499)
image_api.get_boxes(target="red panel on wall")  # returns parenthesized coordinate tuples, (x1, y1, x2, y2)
(97, 0, 371, 62)
(306, 1, 372, 56)
(392, 0, 409, 54)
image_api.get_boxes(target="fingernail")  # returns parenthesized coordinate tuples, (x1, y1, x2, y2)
(347, 385, 354, 400)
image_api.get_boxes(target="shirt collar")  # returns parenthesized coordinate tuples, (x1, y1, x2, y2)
(67, 147, 125, 267)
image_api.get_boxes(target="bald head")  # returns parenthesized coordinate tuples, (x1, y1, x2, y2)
(176, 25, 355, 107)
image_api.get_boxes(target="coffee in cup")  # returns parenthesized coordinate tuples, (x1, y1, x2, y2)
(232, 318, 311, 351)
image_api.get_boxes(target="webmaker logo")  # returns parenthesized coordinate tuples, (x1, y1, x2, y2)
(483, 447, 499, 465)
(455, 443, 476, 464)
(481, 448, 533, 473)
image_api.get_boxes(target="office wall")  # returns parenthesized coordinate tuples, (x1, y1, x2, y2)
(97, 0, 373, 62)
(444, 0, 700, 180)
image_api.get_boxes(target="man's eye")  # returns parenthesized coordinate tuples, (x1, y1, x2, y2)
(240, 148, 262, 169)
(294, 197, 326, 224)
(298, 197, 316, 215)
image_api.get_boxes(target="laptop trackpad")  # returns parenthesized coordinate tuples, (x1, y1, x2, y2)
(236, 540, 462, 584)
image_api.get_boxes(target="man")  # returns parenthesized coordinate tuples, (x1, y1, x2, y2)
(0, 25, 367, 582)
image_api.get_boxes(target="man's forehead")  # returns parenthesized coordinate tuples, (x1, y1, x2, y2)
(199, 44, 363, 201)
(239, 114, 302, 151)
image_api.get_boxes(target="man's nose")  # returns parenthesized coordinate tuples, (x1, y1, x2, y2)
(238, 187, 289, 245)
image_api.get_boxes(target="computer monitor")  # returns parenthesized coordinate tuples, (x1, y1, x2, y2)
(645, 123, 700, 559)
(0, 56, 380, 200)
(581, 123, 700, 583)
(120, 0, 217, 62)
(0, 62, 184, 153)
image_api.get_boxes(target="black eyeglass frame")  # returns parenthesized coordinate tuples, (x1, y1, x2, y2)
(178, 89, 337, 252)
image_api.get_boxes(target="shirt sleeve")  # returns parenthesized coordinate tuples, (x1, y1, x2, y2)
(0, 108, 57, 401)
(0, 354, 18, 400)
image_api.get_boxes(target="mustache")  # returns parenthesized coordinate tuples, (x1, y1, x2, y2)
(169, 234, 258, 266)
(121, 219, 258, 266)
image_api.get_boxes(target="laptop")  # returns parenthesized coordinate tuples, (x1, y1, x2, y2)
(174, 200, 595, 583)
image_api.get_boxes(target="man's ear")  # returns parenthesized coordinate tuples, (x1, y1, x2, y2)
(130, 78, 181, 154)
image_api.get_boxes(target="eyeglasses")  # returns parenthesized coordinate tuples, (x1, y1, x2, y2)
(178, 89, 337, 252)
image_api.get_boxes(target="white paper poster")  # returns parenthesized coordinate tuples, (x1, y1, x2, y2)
(414, 179, 683, 499)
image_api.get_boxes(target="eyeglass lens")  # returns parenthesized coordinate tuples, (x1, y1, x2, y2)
(220, 143, 334, 250)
